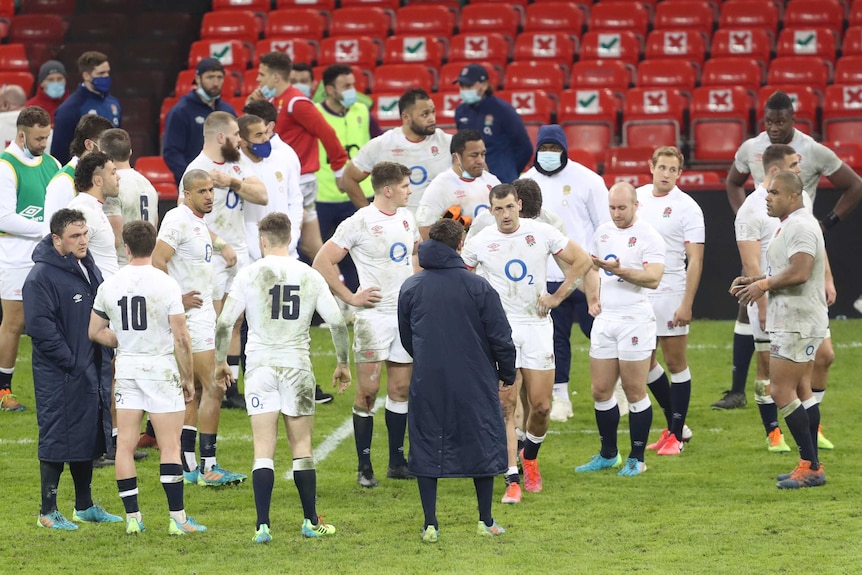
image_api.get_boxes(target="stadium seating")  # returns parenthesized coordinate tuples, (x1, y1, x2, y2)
(513, 32, 577, 66)
(567, 147, 599, 173)
(439, 61, 503, 91)
(654, 1, 714, 36)
(460, 3, 522, 40)
(604, 146, 654, 174)
(448, 34, 511, 68)
(341, 0, 399, 10)
(524, 2, 585, 34)
(783, 0, 844, 32)
(823, 140, 862, 169)
(372, 91, 405, 128)
(188, 40, 252, 72)
(383, 35, 445, 67)
(571, 59, 632, 94)
(175, 69, 242, 98)
(767, 57, 830, 94)
(276, 0, 334, 8)
(21, 0, 75, 15)
(636, 58, 697, 93)
(9, 14, 66, 45)
(835, 56, 862, 85)
(843, 27, 862, 57)
(823, 84, 862, 143)
(319, 37, 380, 69)
(394, 4, 456, 37)
(0, 71, 34, 95)
(255, 39, 317, 67)
(590, 2, 650, 41)
(580, 30, 641, 65)
(200, 10, 259, 45)
(689, 86, 752, 162)
(135, 156, 177, 200)
(212, 0, 271, 12)
(0, 44, 30, 72)
(622, 87, 687, 148)
(719, 1, 780, 40)
(69, 13, 130, 43)
(701, 57, 763, 92)
(331, 7, 391, 38)
(710, 28, 772, 68)
(776, 28, 837, 66)
(312, 64, 370, 94)
(266, 9, 328, 41)
(558, 88, 619, 163)
(645, 30, 707, 67)
(505, 61, 567, 92)
(496, 89, 555, 146)
(373, 63, 435, 93)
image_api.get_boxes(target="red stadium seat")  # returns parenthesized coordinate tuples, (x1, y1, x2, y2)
(0, 44, 30, 72)
(159, 97, 178, 135)
(843, 26, 862, 57)
(242, 68, 260, 95)
(835, 56, 862, 85)
(383, 35, 444, 66)
(711, 28, 772, 65)
(188, 40, 252, 72)
(439, 61, 502, 91)
(448, 33, 511, 68)
(701, 57, 763, 92)
(373, 63, 435, 93)
(213, 0, 271, 11)
(504, 61, 567, 92)
(513, 32, 577, 66)
(176, 69, 241, 98)
(319, 37, 380, 69)
(689, 86, 752, 162)
(654, 1, 714, 36)
(460, 3, 521, 40)
(636, 58, 697, 92)
(0, 0, 11, 18)
(756, 84, 818, 135)
(9, 14, 66, 45)
(341, 0, 399, 9)
(678, 171, 722, 188)
(267, 9, 328, 41)
(604, 146, 654, 174)
(0, 71, 34, 96)
(822, 85, 862, 143)
(852, 2, 862, 27)
(571, 59, 632, 94)
(136, 156, 175, 185)
(558, 88, 620, 163)
(602, 172, 652, 188)
(580, 30, 641, 65)
(767, 57, 829, 93)
(776, 28, 837, 64)
(201, 11, 260, 45)
(276, 0, 334, 9)
(822, 140, 862, 169)
(394, 4, 456, 37)
(719, 1, 780, 41)
(524, 2, 585, 35)
(496, 89, 555, 147)
(255, 39, 318, 66)
(21, 0, 75, 15)
(313, 64, 370, 94)
(435, 91, 464, 127)
(622, 88, 687, 147)
(589, 2, 650, 41)
(645, 30, 707, 67)
(331, 7, 391, 38)
(567, 148, 599, 172)
(373, 91, 405, 128)
(784, 0, 844, 32)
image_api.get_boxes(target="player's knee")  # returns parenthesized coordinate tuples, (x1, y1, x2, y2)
(531, 402, 551, 419)
(815, 345, 834, 368)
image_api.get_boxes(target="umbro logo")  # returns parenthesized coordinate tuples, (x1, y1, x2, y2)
(73, 294, 83, 303)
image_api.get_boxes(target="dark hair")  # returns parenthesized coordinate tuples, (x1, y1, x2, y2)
(512, 178, 541, 218)
(123, 220, 157, 258)
(773, 171, 803, 195)
(398, 88, 430, 116)
(259, 52, 292, 79)
(765, 91, 794, 113)
(182, 168, 211, 193)
(16, 106, 50, 128)
(291, 62, 313, 78)
(70, 114, 113, 158)
(78, 51, 109, 75)
(322, 64, 352, 87)
(451, 129, 483, 155)
(370, 162, 411, 194)
(74, 151, 110, 194)
(243, 99, 277, 124)
(762, 144, 797, 171)
(489, 183, 518, 204)
(98, 128, 131, 162)
(50, 208, 86, 237)
(258, 212, 291, 246)
(238, 113, 265, 139)
(429, 219, 463, 249)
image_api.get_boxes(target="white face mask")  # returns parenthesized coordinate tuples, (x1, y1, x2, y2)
(537, 151, 562, 172)
(19, 133, 35, 159)
(457, 154, 476, 181)
(460, 88, 480, 105)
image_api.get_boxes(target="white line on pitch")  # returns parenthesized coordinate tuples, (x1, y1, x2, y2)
(0, 438, 35, 445)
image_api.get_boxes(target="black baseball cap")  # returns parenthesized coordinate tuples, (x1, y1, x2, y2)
(453, 63, 489, 85)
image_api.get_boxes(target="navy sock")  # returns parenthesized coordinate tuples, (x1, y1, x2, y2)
(522, 437, 541, 460)
(0, 369, 11, 391)
(648, 371, 672, 428)
(199, 433, 217, 460)
(783, 404, 818, 468)
(353, 412, 374, 470)
(385, 408, 408, 468)
(39, 460, 63, 515)
(669, 380, 691, 440)
(628, 406, 653, 462)
(145, 418, 155, 439)
(293, 467, 318, 523)
(758, 403, 780, 435)
(226, 356, 241, 398)
(417, 476, 438, 530)
(252, 467, 274, 528)
(69, 461, 94, 511)
(731, 333, 754, 394)
(117, 477, 139, 514)
(474, 476, 494, 527)
(806, 402, 821, 462)
(181, 427, 197, 472)
(160, 463, 184, 511)
(596, 404, 620, 459)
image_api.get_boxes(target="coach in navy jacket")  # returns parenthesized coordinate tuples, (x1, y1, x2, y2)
(453, 63, 533, 184)
(51, 82, 121, 165)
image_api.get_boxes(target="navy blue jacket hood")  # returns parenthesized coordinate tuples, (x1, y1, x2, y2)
(32, 233, 100, 281)
(533, 124, 569, 176)
(417, 239, 466, 271)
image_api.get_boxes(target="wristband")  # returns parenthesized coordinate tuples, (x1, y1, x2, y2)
(755, 278, 770, 291)
(821, 211, 840, 229)
(213, 238, 227, 252)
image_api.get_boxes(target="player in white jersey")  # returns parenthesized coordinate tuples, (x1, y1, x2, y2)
(466, 178, 565, 240)
(89, 221, 206, 535)
(215, 213, 351, 543)
(522, 124, 610, 422)
(462, 183, 593, 503)
(733, 171, 828, 489)
(153, 169, 246, 488)
(575, 183, 666, 477)
(635, 147, 704, 456)
(313, 162, 419, 488)
(416, 129, 500, 240)
(66, 152, 120, 279)
(340, 89, 452, 212)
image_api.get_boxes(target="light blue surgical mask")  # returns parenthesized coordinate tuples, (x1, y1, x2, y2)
(196, 86, 214, 102)
(537, 151, 562, 172)
(19, 133, 35, 159)
(91, 76, 111, 94)
(260, 84, 276, 99)
(460, 89, 480, 105)
(45, 81, 65, 99)
(339, 88, 357, 108)
(457, 154, 475, 181)
(295, 83, 312, 97)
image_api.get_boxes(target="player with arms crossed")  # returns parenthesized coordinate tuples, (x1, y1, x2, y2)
(89, 221, 206, 535)
(462, 183, 592, 503)
(313, 162, 419, 488)
(215, 213, 351, 543)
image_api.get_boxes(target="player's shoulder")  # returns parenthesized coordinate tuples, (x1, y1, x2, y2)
(432, 128, 453, 144)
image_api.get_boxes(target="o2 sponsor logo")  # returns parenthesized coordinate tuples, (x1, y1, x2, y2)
(505, 259, 534, 285)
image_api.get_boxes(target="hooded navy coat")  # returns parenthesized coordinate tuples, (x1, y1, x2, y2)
(398, 239, 515, 478)
(23, 235, 112, 462)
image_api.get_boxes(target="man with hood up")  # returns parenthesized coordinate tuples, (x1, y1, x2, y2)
(397, 218, 515, 542)
(523, 125, 609, 422)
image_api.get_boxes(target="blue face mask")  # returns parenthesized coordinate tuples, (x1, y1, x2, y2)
(460, 88, 480, 105)
(45, 81, 65, 99)
(339, 88, 357, 108)
(91, 76, 111, 94)
(295, 83, 312, 97)
(537, 151, 562, 172)
(196, 86, 214, 102)
(260, 84, 277, 99)
(19, 133, 35, 159)
(457, 155, 475, 181)
(248, 139, 272, 159)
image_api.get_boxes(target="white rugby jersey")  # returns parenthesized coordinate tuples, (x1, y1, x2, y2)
(735, 185, 813, 272)
(523, 163, 609, 282)
(330, 204, 419, 315)
(467, 208, 565, 241)
(240, 145, 303, 260)
(42, 156, 121, 236)
(157, 204, 214, 308)
(226, 254, 343, 371)
(462, 218, 568, 324)
(636, 184, 705, 293)
(591, 219, 666, 320)
(93, 264, 185, 380)
(67, 192, 119, 279)
(182, 152, 249, 253)
(350, 127, 452, 211)
(104, 168, 160, 267)
(415, 168, 500, 226)
(733, 129, 842, 204)
(765, 208, 828, 337)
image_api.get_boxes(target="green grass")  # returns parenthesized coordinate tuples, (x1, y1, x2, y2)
(1, 320, 861, 574)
